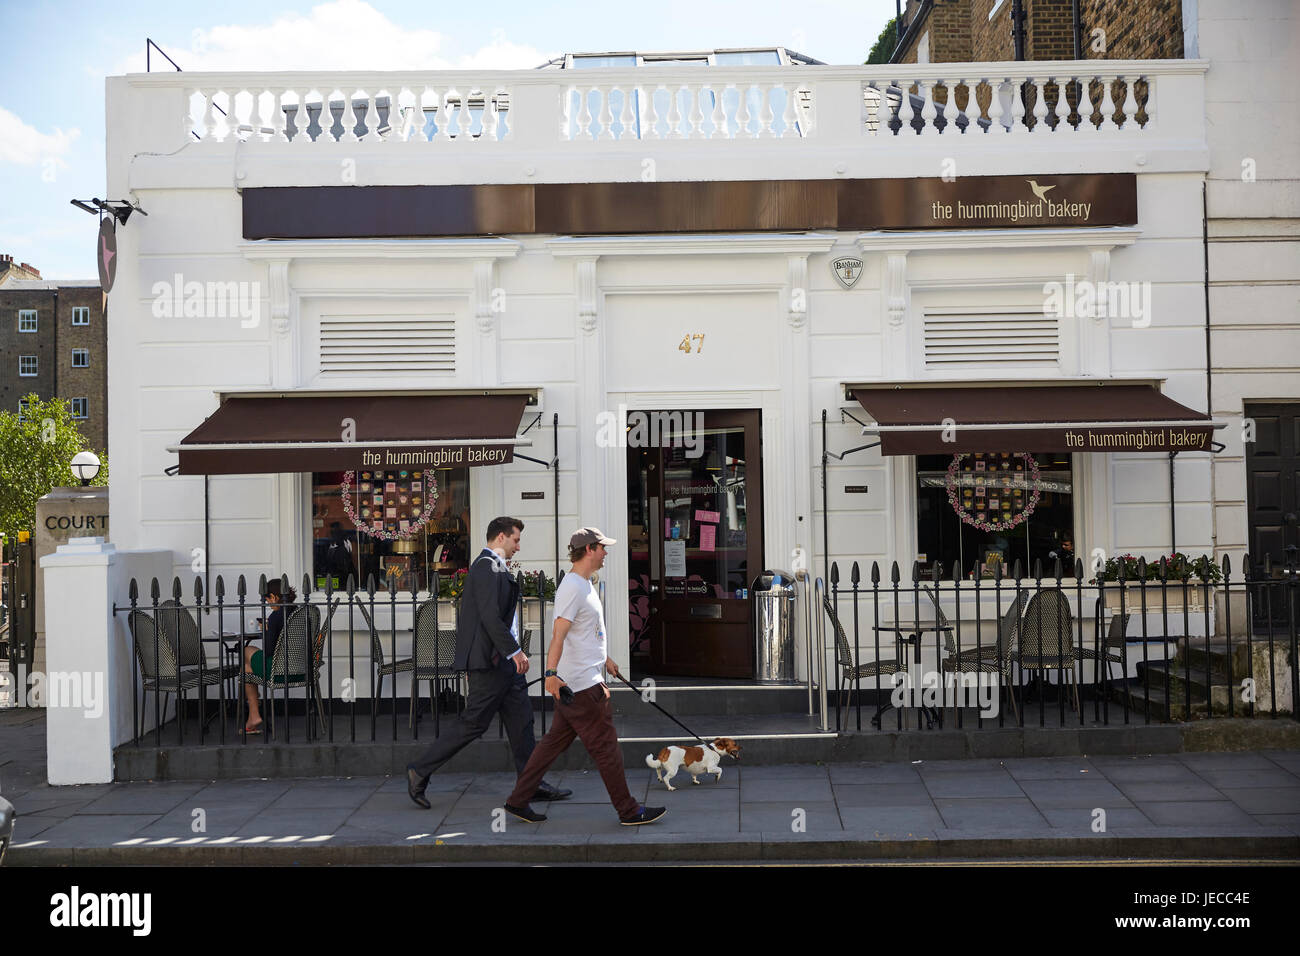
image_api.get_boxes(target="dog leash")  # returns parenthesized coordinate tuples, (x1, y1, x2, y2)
(609, 672, 738, 760)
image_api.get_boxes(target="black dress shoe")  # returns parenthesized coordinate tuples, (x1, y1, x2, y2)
(504, 803, 547, 824)
(406, 766, 430, 810)
(532, 782, 572, 801)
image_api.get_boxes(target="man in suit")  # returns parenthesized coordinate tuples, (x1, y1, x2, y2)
(407, 516, 571, 808)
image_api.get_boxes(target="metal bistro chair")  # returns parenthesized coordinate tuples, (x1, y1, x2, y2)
(938, 588, 1028, 724)
(1076, 599, 1131, 690)
(823, 595, 905, 731)
(412, 599, 463, 729)
(127, 609, 230, 740)
(239, 602, 326, 736)
(1019, 587, 1080, 712)
(354, 596, 413, 716)
(157, 598, 240, 723)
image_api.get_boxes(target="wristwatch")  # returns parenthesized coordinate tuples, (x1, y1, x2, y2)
(544, 669, 559, 678)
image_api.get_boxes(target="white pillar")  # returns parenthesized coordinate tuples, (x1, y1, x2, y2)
(41, 537, 172, 784)
(40, 537, 119, 785)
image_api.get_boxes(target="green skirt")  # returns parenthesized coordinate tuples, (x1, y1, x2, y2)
(249, 650, 304, 683)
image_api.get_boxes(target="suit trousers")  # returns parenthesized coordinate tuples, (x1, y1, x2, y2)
(409, 661, 535, 779)
(507, 685, 639, 819)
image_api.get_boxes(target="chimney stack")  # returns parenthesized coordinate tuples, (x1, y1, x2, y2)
(19, 262, 40, 277)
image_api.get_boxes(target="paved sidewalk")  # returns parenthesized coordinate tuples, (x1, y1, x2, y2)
(4, 712, 1299, 863)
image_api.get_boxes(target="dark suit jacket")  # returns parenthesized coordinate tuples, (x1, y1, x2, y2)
(452, 550, 521, 671)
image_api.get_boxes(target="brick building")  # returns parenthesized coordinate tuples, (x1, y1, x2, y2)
(0, 258, 108, 452)
(893, 0, 1185, 64)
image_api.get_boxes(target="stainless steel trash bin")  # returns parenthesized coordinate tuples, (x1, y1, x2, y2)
(752, 570, 797, 683)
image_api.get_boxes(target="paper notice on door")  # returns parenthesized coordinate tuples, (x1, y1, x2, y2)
(694, 509, 720, 524)
(699, 524, 716, 552)
(664, 540, 686, 578)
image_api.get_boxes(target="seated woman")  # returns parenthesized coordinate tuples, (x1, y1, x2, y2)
(241, 580, 296, 734)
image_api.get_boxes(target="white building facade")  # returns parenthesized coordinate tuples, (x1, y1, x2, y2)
(104, 55, 1222, 684)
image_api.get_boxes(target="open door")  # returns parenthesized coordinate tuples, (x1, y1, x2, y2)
(627, 409, 762, 679)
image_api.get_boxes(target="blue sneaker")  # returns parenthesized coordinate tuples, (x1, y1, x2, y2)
(619, 805, 667, 826)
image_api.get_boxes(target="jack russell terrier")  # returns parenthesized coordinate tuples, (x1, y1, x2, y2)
(646, 738, 742, 791)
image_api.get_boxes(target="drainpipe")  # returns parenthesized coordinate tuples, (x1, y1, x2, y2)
(1203, 179, 1218, 558)
(1072, 0, 1083, 59)
(1011, 0, 1027, 60)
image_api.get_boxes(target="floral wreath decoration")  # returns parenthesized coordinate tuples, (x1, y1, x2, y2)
(341, 470, 439, 540)
(944, 453, 1041, 532)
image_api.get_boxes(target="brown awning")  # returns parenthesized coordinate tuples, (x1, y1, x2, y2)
(851, 382, 1220, 456)
(170, 392, 532, 475)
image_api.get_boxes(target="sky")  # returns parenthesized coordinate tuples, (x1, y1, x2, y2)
(0, 0, 899, 279)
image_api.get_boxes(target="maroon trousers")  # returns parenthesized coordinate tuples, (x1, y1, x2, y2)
(507, 685, 639, 819)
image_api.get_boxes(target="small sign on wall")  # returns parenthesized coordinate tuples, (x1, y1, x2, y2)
(521, 491, 545, 500)
(844, 485, 870, 494)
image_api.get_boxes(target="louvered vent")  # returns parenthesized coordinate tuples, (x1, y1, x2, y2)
(923, 311, 1059, 369)
(320, 313, 455, 374)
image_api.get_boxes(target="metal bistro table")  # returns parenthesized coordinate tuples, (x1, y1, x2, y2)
(871, 620, 953, 729)
(201, 624, 264, 727)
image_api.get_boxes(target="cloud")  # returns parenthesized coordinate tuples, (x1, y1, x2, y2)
(0, 107, 80, 167)
(109, 1, 554, 74)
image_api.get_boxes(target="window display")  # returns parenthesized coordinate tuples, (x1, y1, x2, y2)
(311, 468, 470, 592)
(917, 453, 1075, 578)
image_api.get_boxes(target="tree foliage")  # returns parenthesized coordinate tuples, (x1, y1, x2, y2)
(0, 393, 108, 542)
(866, 16, 899, 64)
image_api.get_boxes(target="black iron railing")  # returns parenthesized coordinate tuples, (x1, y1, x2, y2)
(114, 571, 554, 747)
(825, 554, 1299, 732)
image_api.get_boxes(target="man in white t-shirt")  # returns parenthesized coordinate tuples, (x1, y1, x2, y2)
(504, 528, 666, 827)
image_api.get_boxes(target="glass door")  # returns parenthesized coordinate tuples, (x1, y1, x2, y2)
(627, 409, 762, 678)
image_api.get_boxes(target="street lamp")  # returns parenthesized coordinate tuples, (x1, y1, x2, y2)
(71, 450, 101, 487)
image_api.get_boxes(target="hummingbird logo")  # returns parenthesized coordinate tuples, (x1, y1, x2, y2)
(1026, 179, 1056, 201)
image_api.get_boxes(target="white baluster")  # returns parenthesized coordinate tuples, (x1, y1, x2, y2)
(688, 85, 706, 139)
(1139, 74, 1152, 128)
(1099, 74, 1118, 131)
(618, 85, 637, 140)
(987, 78, 1005, 133)
(597, 86, 615, 140)
(189, 89, 206, 141)
(361, 90, 379, 142)
(270, 88, 288, 142)
(666, 84, 685, 139)
(437, 89, 456, 141)
(1008, 77, 1025, 134)
(920, 79, 938, 134)
(401, 88, 423, 143)
(1079, 75, 1097, 130)
(644, 84, 663, 139)
(207, 89, 224, 141)
(290, 89, 312, 145)
(779, 84, 798, 138)
(1120, 75, 1140, 131)
(898, 78, 917, 134)
(340, 88, 359, 143)
(1031, 77, 1049, 132)
(758, 85, 776, 137)
(483, 89, 501, 141)
(457, 88, 474, 141)
(709, 84, 727, 139)
(735, 84, 753, 139)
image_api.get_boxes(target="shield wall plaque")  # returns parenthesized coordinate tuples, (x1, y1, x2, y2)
(832, 256, 863, 289)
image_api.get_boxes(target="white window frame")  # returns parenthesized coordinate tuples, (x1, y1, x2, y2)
(18, 355, 37, 377)
(17, 400, 30, 420)
(18, 310, 37, 333)
(70, 397, 88, 419)
(71, 348, 90, 368)
(72, 307, 90, 326)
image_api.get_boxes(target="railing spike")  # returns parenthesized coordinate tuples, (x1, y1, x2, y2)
(870, 561, 880, 585)
(302, 572, 313, 597)
(1074, 557, 1084, 580)
(830, 562, 840, 585)
(1031, 558, 1043, 581)
(257, 573, 267, 597)
(150, 577, 161, 601)
(171, 576, 183, 600)
(366, 573, 377, 597)
(215, 574, 225, 599)
(1157, 556, 1168, 582)
(890, 561, 900, 584)
(950, 560, 961, 583)
(1221, 553, 1231, 578)
(129, 578, 139, 601)
(193, 575, 204, 601)
(1010, 559, 1023, 581)
(1052, 556, 1062, 581)
(237, 574, 247, 598)
(930, 560, 941, 583)
(1137, 556, 1148, 580)
(346, 573, 356, 596)
(910, 560, 921, 583)
(850, 561, 860, 585)
(387, 573, 398, 595)
(993, 560, 1003, 583)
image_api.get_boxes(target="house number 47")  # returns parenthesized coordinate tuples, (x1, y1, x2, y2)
(678, 333, 705, 354)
